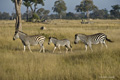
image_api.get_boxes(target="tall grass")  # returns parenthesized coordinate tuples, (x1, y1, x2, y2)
(0, 19, 120, 80)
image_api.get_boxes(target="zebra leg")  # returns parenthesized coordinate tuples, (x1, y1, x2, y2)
(23, 45, 26, 52)
(39, 47, 42, 52)
(40, 46, 45, 53)
(100, 42, 104, 50)
(103, 41, 108, 48)
(58, 46, 61, 53)
(53, 47, 57, 53)
(39, 44, 45, 53)
(66, 48, 68, 53)
(68, 45, 72, 53)
(42, 46, 45, 53)
(27, 45, 32, 53)
(89, 44, 93, 52)
(70, 48, 73, 53)
(85, 45, 88, 51)
(39, 44, 43, 52)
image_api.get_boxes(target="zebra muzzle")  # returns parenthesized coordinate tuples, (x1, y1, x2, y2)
(13, 38, 15, 41)
(48, 43, 50, 45)
(74, 41, 77, 44)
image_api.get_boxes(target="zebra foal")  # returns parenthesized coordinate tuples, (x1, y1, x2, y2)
(74, 33, 113, 51)
(13, 31, 45, 53)
(48, 37, 72, 53)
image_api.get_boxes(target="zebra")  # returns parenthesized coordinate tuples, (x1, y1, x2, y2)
(48, 37, 72, 53)
(13, 30, 45, 53)
(74, 33, 113, 51)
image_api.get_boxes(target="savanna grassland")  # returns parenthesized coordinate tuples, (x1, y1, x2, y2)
(0, 19, 120, 80)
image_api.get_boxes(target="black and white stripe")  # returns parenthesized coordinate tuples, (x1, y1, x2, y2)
(13, 31, 45, 52)
(34, 36, 45, 43)
(74, 33, 113, 51)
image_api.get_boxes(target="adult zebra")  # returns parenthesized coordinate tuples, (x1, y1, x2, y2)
(74, 33, 113, 51)
(13, 30, 45, 53)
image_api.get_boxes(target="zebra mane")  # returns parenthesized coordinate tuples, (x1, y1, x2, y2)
(16, 30, 28, 35)
(29, 34, 42, 37)
(49, 37, 58, 40)
(76, 33, 87, 36)
(79, 33, 87, 35)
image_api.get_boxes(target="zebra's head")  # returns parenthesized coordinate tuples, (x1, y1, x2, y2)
(74, 34, 80, 44)
(13, 31, 19, 40)
(48, 37, 52, 45)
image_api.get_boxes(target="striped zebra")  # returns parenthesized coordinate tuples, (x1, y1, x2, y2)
(13, 30, 45, 53)
(48, 37, 72, 53)
(74, 33, 113, 51)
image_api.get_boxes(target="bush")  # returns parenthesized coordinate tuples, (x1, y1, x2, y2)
(28, 13, 40, 22)
(33, 13, 39, 19)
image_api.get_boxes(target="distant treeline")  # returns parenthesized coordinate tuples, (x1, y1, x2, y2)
(0, 3, 119, 20)
(1, 0, 120, 20)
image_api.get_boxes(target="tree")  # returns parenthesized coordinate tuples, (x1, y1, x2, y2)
(90, 9, 109, 19)
(11, 0, 45, 20)
(22, 0, 45, 20)
(75, 0, 97, 19)
(110, 4, 120, 19)
(23, 0, 30, 21)
(12, 0, 22, 31)
(66, 12, 76, 19)
(52, 0, 67, 19)
(0, 12, 1, 19)
(37, 8, 50, 20)
(11, 13, 16, 20)
(0, 12, 10, 20)
(22, 10, 32, 20)
(29, 0, 44, 17)
(49, 14, 59, 19)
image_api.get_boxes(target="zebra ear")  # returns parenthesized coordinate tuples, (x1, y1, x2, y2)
(75, 34, 78, 37)
(49, 37, 51, 39)
(15, 30, 19, 34)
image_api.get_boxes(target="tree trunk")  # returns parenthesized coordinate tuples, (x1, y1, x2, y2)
(30, 4, 34, 16)
(15, 0, 22, 31)
(26, 7, 29, 21)
(59, 13, 62, 19)
(86, 11, 89, 19)
(30, 3, 37, 18)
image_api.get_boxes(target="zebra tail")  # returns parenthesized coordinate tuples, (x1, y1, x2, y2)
(106, 37, 113, 42)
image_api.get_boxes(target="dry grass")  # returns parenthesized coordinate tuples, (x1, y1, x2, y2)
(0, 19, 120, 80)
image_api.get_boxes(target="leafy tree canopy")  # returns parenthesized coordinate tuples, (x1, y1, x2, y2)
(11, 0, 44, 5)
(75, 0, 97, 12)
(110, 4, 120, 18)
(75, 0, 97, 18)
(53, 0, 67, 14)
(37, 8, 50, 19)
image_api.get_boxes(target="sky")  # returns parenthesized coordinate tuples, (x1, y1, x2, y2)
(0, 0, 120, 15)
